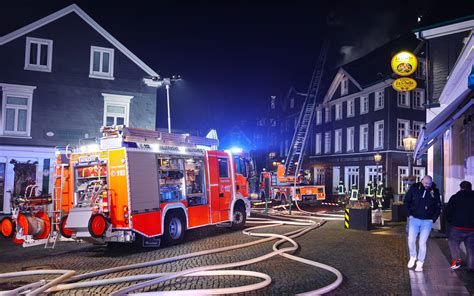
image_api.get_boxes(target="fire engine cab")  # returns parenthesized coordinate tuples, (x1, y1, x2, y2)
(1, 126, 255, 247)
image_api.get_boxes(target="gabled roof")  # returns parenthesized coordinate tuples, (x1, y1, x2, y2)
(0, 4, 159, 77)
(319, 34, 421, 104)
(339, 34, 421, 87)
(323, 68, 362, 103)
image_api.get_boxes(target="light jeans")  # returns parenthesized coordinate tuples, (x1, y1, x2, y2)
(407, 216, 433, 262)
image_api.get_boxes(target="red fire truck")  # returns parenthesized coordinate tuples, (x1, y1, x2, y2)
(0, 127, 255, 247)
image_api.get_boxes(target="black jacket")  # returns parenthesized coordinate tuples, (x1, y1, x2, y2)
(403, 182, 442, 222)
(446, 190, 474, 228)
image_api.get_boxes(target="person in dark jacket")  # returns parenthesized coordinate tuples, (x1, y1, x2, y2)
(403, 175, 441, 272)
(446, 181, 474, 270)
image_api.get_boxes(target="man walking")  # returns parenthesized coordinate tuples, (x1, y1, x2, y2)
(403, 175, 441, 271)
(446, 181, 474, 270)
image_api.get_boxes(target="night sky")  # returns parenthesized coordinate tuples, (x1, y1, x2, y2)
(2, 0, 473, 141)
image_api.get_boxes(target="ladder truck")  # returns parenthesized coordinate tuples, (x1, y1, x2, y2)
(259, 40, 330, 206)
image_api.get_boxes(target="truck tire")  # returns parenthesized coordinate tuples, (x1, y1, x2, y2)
(88, 214, 107, 238)
(0, 217, 15, 238)
(163, 212, 185, 245)
(59, 215, 73, 238)
(231, 204, 247, 230)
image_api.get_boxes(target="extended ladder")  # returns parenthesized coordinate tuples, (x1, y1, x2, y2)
(45, 163, 67, 249)
(284, 40, 330, 177)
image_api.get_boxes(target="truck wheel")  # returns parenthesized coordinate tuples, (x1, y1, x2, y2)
(60, 215, 73, 238)
(231, 205, 247, 230)
(163, 212, 185, 245)
(88, 214, 107, 238)
(0, 217, 15, 238)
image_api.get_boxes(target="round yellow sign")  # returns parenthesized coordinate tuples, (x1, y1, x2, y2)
(392, 77, 417, 92)
(391, 51, 418, 76)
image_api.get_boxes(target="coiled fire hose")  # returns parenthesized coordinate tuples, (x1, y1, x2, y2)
(0, 214, 343, 295)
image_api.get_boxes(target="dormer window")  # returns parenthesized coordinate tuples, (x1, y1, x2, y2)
(24, 37, 53, 72)
(90, 46, 114, 80)
(341, 76, 349, 96)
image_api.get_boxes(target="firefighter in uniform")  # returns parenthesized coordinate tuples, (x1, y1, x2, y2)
(337, 181, 346, 203)
(365, 181, 376, 208)
(376, 181, 384, 208)
(350, 184, 359, 201)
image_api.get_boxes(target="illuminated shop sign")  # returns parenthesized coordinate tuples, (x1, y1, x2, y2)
(391, 51, 418, 76)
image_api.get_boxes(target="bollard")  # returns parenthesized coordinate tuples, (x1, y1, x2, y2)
(344, 208, 350, 229)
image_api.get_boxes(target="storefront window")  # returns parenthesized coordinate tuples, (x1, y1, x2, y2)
(10, 159, 37, 197)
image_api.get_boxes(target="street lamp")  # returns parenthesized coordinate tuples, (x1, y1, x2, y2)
(403, 132, 417, 191)
(374, 153, 382, 184)
(162, 75, 182, 133)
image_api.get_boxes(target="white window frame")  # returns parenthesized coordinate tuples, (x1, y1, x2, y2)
(315, 133, 322, 155)
(359, 124, 369, 151)
(413, 167, 426, 183)
(335, 103, 343, 120)
(0, 83, 36, 138)
(374, 90, 384, 111)
(347, 99, 355, 117)
(346, 127, 354, 152)
(365, 166, 382, 188)
(374, 120, 384, 150)
(314, 167, 325, 185)
(24, 37, 53, 72)
(90, 46, 115, 80)
(360, 96, 368, 114)
(413, 121, 424, 139)
(324, 131, 331, 154)
(325, 107, 331, 122)
(413, 89, 425, 110)
(345, 166, 359, 190)
(335, 129, 342, 153)
(398, 166, 409, 194)
(341, 76, 349, 96)
(397, 91, 410, 108)
(102, 93, 133, 127)
(397, 119, 410, 149)
(316, 109, 322, 125)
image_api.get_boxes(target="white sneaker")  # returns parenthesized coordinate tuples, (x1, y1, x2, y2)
(407, 257, 416, 268)
(415, 261, 424, 272)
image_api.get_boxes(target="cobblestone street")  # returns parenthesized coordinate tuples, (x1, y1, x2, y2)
(0, 213, 411, 295)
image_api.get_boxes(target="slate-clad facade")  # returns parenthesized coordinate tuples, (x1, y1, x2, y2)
(305, 35, 427, 199)
(0, 4, 159, 213)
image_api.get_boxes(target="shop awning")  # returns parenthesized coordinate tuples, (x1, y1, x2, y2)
(414, 89, 474, 159)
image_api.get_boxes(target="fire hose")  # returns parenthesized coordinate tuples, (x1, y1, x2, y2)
(0, 214, 343, 295)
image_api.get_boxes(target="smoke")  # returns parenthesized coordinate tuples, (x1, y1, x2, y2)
(335, 9, 399, 66)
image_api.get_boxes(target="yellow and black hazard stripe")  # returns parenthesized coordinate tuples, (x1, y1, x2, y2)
(344, 208, 350, 229)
